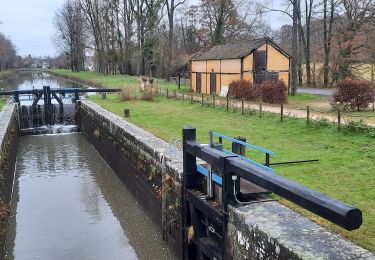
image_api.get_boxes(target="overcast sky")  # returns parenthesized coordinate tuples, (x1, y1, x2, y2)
(0, 0, 290, 57)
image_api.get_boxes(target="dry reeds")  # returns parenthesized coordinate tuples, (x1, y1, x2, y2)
(140, 85, 156, 101)
(119, 85, 137, 101)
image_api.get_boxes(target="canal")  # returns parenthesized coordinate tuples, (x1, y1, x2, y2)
(3, 72, 174, 259)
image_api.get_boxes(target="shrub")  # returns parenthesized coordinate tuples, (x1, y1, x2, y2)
(228, 80, 255, 100)
(260, 80, 288, 104)
(332, 78, 375, 111)
(119, 86, 136, 101)
(140, 85, 156, 101)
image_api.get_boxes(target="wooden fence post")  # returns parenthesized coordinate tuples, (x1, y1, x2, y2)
(241, 99, 244, 115)
(259, 102, 263, 118)
(226, 96, 229, 111)
(124, 109, 130, 118)
(307, 106, 310, 124)
(338, 109, 342, 131)
(280, 102, 284, 122)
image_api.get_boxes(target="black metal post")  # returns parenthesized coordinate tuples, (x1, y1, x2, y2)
(182, 126, 197, 260)
(281, 102, 284, 122)
(265, 153, 270, 167)
(226, 96, 229, 111)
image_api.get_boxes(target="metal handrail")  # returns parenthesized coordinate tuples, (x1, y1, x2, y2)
(211, 131, 275, 155)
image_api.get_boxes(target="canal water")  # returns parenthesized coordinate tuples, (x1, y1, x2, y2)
(3, 72, 174, 259)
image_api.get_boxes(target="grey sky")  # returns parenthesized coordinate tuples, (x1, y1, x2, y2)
(0, 0, 290, 57)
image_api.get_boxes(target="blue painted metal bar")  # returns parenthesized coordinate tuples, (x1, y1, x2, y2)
(211, 132, 275, 155)
(196, 164, 223, 185)
(222, 149, 275, 173)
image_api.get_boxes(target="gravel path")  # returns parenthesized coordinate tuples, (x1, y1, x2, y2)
(297, 88, 334, 96)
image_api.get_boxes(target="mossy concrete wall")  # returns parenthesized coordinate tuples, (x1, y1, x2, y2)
(78, 100, 184, 258)
(79, 100, 374, 260)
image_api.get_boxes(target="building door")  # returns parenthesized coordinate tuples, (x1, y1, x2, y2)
(210, 73, 216, 95)
(196, 73, 201, 93)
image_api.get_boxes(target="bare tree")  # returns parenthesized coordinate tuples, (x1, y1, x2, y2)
(54, 0, 86, 72)
(335, 0, 375, 80)
(165, 0, 186, 78)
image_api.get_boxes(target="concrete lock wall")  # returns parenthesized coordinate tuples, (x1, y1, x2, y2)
(78, 100, 374, 260)
(78, 100, 185, 258)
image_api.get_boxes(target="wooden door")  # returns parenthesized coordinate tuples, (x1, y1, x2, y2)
(210, 73, 216, 95)
(196, 73, 202, 93)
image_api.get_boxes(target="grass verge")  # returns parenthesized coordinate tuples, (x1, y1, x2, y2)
(49, 69, 189, 91)
(89, 94, 375, 252)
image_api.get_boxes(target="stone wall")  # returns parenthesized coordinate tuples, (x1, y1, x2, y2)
(78, 100, 184, 258)
(0, 102, 19, 253)
(227, 202, 374, 259)
(79, 100, 374, 260)
(0, 102, 19, 203)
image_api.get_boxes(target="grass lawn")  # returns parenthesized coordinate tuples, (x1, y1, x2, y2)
(0, 70, 12, 80)
(88, 94, 375, 252)
(287, 93, 331, 112)
(49, 69, 189, 91)
(0, 99, 5, 111)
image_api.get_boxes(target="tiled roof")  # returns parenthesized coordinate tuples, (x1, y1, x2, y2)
(191, 37, 289, 61)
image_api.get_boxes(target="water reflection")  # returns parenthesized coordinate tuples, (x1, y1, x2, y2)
(1, 72, 87, 91)
(6, 134, 174, 260)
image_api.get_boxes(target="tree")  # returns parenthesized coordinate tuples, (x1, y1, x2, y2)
(335, 0, 375, 81)
(297, 0, 314, 86)
(165, 0, 186, 78)
(54, 0, 86, 72)
(0, 33, 17, 70)
(291, 0, 299, 95)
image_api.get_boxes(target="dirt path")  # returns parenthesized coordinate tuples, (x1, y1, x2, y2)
(169, 92, 375, 127)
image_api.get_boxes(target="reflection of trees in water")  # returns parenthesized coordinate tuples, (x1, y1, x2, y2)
(18, 134, 104, 221)
(80, 176, 102, 222)
(3, 72, 86, 91)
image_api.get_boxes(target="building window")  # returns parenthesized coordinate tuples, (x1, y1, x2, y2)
(254, 50, 267, 72)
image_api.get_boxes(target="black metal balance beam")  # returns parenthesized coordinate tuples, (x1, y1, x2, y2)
(269, 159, 319, 166)
(51, 88, 121, 94)
(184, 140, 362, 231)
(0, 88, 121, 96)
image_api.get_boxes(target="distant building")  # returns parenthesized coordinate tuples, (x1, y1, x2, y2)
(190, 37, 290, 94)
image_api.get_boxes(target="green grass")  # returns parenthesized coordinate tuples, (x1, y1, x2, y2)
(0, 70, 12, 80)
(50, 69, 189, 91)
(89, 94, 375, 252)
(0, 99, 5, 110)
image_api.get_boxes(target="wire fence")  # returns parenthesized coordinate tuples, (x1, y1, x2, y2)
(159, 87, 375, 132)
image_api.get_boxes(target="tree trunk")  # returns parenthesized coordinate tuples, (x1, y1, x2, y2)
(371, 50, 374, 82)
(290, 0, 299, 95)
